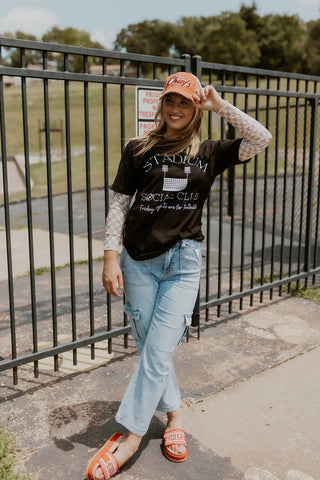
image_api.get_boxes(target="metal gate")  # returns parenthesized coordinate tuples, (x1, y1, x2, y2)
(0, 38, 319, 383)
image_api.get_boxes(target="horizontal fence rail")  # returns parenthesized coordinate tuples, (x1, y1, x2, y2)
(0, 38, 319, 383)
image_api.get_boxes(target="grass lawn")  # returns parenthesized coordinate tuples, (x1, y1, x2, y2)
(2, 81, 136, 202)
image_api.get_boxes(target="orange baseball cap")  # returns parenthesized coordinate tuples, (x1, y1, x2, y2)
(160, 72, 199, 101)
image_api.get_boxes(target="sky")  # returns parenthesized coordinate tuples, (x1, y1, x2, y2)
(0, 0, 319, 49)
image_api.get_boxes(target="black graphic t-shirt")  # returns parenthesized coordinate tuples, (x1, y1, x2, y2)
(111, 137, 246, 260)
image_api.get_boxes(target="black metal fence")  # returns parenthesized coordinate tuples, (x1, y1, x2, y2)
(0, 38, 319, 384)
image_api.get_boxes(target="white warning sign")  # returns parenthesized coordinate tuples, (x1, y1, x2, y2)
(136, 87, 162, 135)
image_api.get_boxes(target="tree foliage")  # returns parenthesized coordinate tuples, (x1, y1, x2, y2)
(114, 20, 176, 57)
(1, 4, 320, 75)
(113, 4, 317, 74)
(1, 31, 41, 67)
(239, 3, 263, 32)
(198, 12, 260, 67)
(170, 16, 213, 57)
(42, 26, 105, 72)
(42, 26, 105, 49)
(303, 19, 320, 75)
(256, 14, 305, 72)
(1, 27, 105, 72)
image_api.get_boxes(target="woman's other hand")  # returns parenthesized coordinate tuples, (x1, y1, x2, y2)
(102, 250, 123, 297)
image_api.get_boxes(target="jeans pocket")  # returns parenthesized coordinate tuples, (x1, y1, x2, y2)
(123, 302, 145, 342)
(180, 240, 202, 272)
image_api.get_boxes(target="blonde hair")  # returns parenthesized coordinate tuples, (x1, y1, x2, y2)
(134, 76, 203, 159)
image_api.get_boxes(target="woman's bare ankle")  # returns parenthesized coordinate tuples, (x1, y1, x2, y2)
(166, 409, 183, 430)
(126, 431, 142, 452)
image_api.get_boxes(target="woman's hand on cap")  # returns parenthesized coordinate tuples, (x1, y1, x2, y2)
(193, 86, 227, 113)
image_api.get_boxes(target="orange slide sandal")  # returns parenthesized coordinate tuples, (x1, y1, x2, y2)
(163, 428, 187, 463)
(86, 432, 124, 480)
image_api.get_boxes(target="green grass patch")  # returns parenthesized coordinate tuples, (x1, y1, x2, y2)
(253, 273, 281, 284)
(290, 286, 320, 304)
(253, 272, 320, 304)
(30, 256, 104, 276)
(0, 425, 30, 480)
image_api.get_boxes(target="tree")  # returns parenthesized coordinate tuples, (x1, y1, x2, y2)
(198, 12, 260, 67)
(114, 20, 176, 57)
(303, 19, 320, 75)
(42, 27, 105, 72)
(1, 31, 42, 67)
(239, 2, 262, 33)
(256, 14, 305, 72)
(173, 16, 213, 57)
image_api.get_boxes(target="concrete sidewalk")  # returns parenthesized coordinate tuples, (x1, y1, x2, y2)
(0, 295, 320, 480)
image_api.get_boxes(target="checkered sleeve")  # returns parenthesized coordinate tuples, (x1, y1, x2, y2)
(217, 102, 272, 161)
(104, 192, 132, 252)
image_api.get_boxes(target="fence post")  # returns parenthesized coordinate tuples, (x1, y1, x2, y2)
(181, 53, 191, 73)
(192, 55, 202, 81)
(304, 97, 318, 283)
(227, 124, 236, 217)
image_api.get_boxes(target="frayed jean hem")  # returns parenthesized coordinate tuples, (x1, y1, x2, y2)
(156, 403, 181, 413)
(115, 413, 147, 437)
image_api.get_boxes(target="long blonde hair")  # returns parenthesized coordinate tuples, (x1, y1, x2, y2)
(134, 80, 203, 159)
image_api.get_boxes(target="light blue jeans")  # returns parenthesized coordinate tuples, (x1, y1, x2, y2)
(115, 239, 202, 436)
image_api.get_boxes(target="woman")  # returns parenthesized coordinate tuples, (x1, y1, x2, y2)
(87, 72, 272, 480)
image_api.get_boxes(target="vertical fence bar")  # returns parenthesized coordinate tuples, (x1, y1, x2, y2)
(240, 74, 249, 310)
(205, 190, 212, 324)
(182, 54, 191, 74)
(279, 78, 290, 295)
(0, 48, 18, 384)
(217, 69, 226, 317)
(270, 79, 281, 299)
(137, 61, 142, 79)
(83, 55, 95, 358)
(260, 77, 270, 303)
(191, 55, 201, 334)
(288, 81, 300, 291)
(43, 50, 58, 371)
(297, 87, 309, 289)
(312, 83, 319, 285)
(250, 76, 260, 306)
(152, 62, 157, 79)
(120, 58, 129, 348)
(21, 48, 38, 377)
(192, 55, 201, 79)
(304, 97, 317, 285)
(64, 53, 77, 365)
(102, 57, 113, 354)
(218, 174, 224, 318)
(313, 125, 320, 284)
(227, 73, 237, 314)
(205, 69, 213, 324)
(227, 125, 235, 313)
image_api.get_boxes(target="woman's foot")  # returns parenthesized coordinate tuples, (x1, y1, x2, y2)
(165, 409, 187, 458)
(93, 433, 141, 480)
